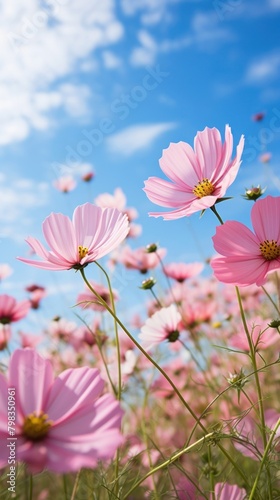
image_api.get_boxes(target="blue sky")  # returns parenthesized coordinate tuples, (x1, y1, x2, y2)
(1, 0, 280, 330)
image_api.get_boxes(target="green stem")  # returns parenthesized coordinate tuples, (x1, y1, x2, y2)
(29, 475, 33, 500)
(70, 470, 81, 500)
(235, 286, 272, 499)
(63, 475, 68, 500)
(150, 287, 162, 308)
(94, 261, 122, 401)
(123, 433, 215, 499)
(208, 446, 215, 500)
(79, 268, 208, 433)
(261, 285, 280, 316)
(210, 205, 224, 225)
(140, 389, 160, 500)
(93, 261, 122, 498)
(249, 417, 280, 500)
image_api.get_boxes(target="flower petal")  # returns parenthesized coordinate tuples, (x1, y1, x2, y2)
(159, 141, 200, 187)
(194, 127, 224, 180)
(212, 221, 259, 256)
(43, 212, 77, 263)
(8, 349, 54, 421)
(251, 195, 280, 243)
(46, 367, 104, 425)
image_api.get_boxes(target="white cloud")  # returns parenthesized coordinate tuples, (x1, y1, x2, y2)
(121, 0, 176, 24)
(245, 51, 280, 84)
(0, 1, 124, 145)
(129, 11, 233, 67)
(102, 50, 122, 69)
(107, 122, 177, 156)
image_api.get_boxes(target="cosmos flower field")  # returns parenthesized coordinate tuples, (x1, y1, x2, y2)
(0, 125, 280, 499)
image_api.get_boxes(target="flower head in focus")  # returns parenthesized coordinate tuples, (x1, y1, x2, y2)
(211, 196, 280, 286)
(0, 349, 124, 473)
(143, 125, 244, 219)
(17, 203, 129, 271)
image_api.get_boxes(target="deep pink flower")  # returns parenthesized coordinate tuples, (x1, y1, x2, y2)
(252, 112, 265, 122)
(0, 349, 123, 473)
(17, 203, 129, 271)
(139, 304, 182, 351)
(211, 196, 280, 286)
(0, 294, 30, 324)
(143, 125, 244, 219)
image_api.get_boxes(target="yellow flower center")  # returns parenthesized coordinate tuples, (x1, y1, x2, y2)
(22, 411, 52, 441)
(259, 240, 280, 261)
(193, 178, 215, 198)
(78, 246, 88, 259)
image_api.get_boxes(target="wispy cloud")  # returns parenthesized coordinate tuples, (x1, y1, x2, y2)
(245, 50, 280, 84)
(0, 1, 124, 145)
(107, 122, 177, 156)
(129, 11, 233, 67)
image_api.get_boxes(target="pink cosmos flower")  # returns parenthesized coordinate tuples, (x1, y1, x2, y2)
(17, 203, 129, 271)
(0, 348, 123, 473)
(0, 264, 13, 281)
(212, 482, 247, 499)
(143, 125, 244, 219)
(164, 262, 204, 282)
(118, 245, 166, 274)
(25, 285, 46, 310)
(0, 294, 30, 325)
(53, 175, 77, 193)
(95, 188, 140, 238)
(95, 187, 138, 221)
(211, 196, 280, 286)
(233, 409, 280, 461)
(139, 304, 182, 351)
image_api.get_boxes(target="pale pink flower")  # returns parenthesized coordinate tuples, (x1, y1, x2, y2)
(95, 188, 140, 238)
(164, 262, 204, 282)
(53, 175, 76, 193)
(143, 125, 244, 219)
(229, 317, 280, 351)
(77, 281, 118, 312)
(119, 245, 166, 273)
(17, 203, 129, 271)
(47, 317, 78, 343)
(0, 264, 13, 281)
(211, 196, 280, 286)
(233, 409, 280, 461)
(213, 482, 247, 499)
(139, 304, 182, 351)
(0, 294, 30, 324)
(18, 332, 43, 349)
(0, 348, 123, 473)
(95, 187, 138, 221)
